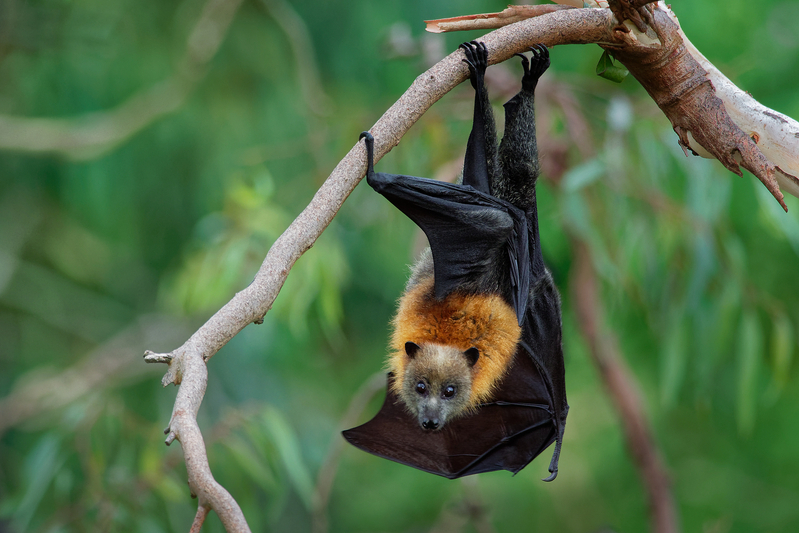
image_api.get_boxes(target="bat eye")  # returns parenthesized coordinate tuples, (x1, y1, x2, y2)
(442, 385, 456, 398)
(415, 381, 427, 395)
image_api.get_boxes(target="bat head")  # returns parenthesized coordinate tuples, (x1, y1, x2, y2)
(398, 341, 478, 431)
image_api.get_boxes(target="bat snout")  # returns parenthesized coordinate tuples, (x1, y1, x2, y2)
(421, 417, 440, 431)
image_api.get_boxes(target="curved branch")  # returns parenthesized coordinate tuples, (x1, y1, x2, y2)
(147, 8, 617, 367)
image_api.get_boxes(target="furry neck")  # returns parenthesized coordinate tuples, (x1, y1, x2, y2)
(389, 276, 521, 407)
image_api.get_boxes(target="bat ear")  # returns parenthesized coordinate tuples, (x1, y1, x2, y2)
(405, 342, 421, 358)
(464, 347, 479, 367)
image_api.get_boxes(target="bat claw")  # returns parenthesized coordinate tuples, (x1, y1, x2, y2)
(459, 41, 488, 89)
(542, 469, 558, 482)
(519, 43, 550, 91)
(513, 52, 530, 76)
(359, 131, 376, 178)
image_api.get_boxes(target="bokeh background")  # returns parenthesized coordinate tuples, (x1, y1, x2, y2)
(2, 0, 799, 531)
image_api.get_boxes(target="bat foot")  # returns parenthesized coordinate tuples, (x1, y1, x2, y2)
(359, 131, 376, 178)
(518, 43, 550, 92)
(459, 41, 488, 89)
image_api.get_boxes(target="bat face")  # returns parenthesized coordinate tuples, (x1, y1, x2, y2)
(398, 341, 477, 430)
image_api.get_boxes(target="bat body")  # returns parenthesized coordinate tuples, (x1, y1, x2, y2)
(344, 42, 568, 480)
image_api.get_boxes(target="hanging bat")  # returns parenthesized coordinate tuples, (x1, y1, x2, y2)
(344, 41, 568, 480)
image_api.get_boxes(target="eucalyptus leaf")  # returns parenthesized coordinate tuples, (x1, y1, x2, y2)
(771, 311, 794, 390)
(736, 312, 762, 436)
(562, 157, 606, 192)
(596, 50, 629, 83)
(660, 316, 687, 408)
(262, 407, 315, 510)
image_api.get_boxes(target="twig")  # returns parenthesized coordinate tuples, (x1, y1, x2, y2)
(425, 5, 574, 33)
(312, 371, 386, 533)
(0, 314, 191, 435)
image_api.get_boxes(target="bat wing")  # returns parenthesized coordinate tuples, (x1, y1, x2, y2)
(367, 170, 530, 323)
(342, 348, 557, 479)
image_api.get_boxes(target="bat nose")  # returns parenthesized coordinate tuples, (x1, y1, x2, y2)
(422, 418, 439, 430)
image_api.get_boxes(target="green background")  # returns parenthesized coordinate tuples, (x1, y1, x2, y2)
(1, 0, 798, 531)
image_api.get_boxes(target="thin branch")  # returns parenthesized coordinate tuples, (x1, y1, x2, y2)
(146, 12, 617, 529)
(570, 238, 679, 533)
(312, 371, 386, 533)
(0, 0, 243, 160)
(540, 77, 679, 533)
(0, 314, 191, 435)
(147, 0, 616, 369)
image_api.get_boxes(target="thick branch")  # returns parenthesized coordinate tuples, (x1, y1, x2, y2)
(606, 6, 792, 210)
(659, 9, 799, 199)
(426, 1, 799, 210)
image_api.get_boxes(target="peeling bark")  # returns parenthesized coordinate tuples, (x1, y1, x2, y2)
(607, 7, 789, 210)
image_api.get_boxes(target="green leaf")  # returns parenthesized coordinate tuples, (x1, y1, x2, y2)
(15, 435, 66, 532)
(736, 312, 762, 436)
(771, 311, 794, 391)
(660, 316, 687, 408)
(224, 433, 280, 492)
(262, 407, 315, 510)
(561, 157, 606, 192)
(596, 50, 629, 83)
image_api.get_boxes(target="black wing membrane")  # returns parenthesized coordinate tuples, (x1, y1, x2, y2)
(366, 167, 531, 324)
(342, 346, 556, 479)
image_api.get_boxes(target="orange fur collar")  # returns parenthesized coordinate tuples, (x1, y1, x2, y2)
(389, 276, 521, 407)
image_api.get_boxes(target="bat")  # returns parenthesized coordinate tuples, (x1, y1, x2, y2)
(343, 41, 568, 481)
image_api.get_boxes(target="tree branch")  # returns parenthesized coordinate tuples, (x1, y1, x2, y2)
(537, 78, 680, 533)
(571, 239, 679, 533)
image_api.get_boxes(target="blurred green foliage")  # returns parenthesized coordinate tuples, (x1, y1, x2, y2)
(1, 0, 798, 532)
